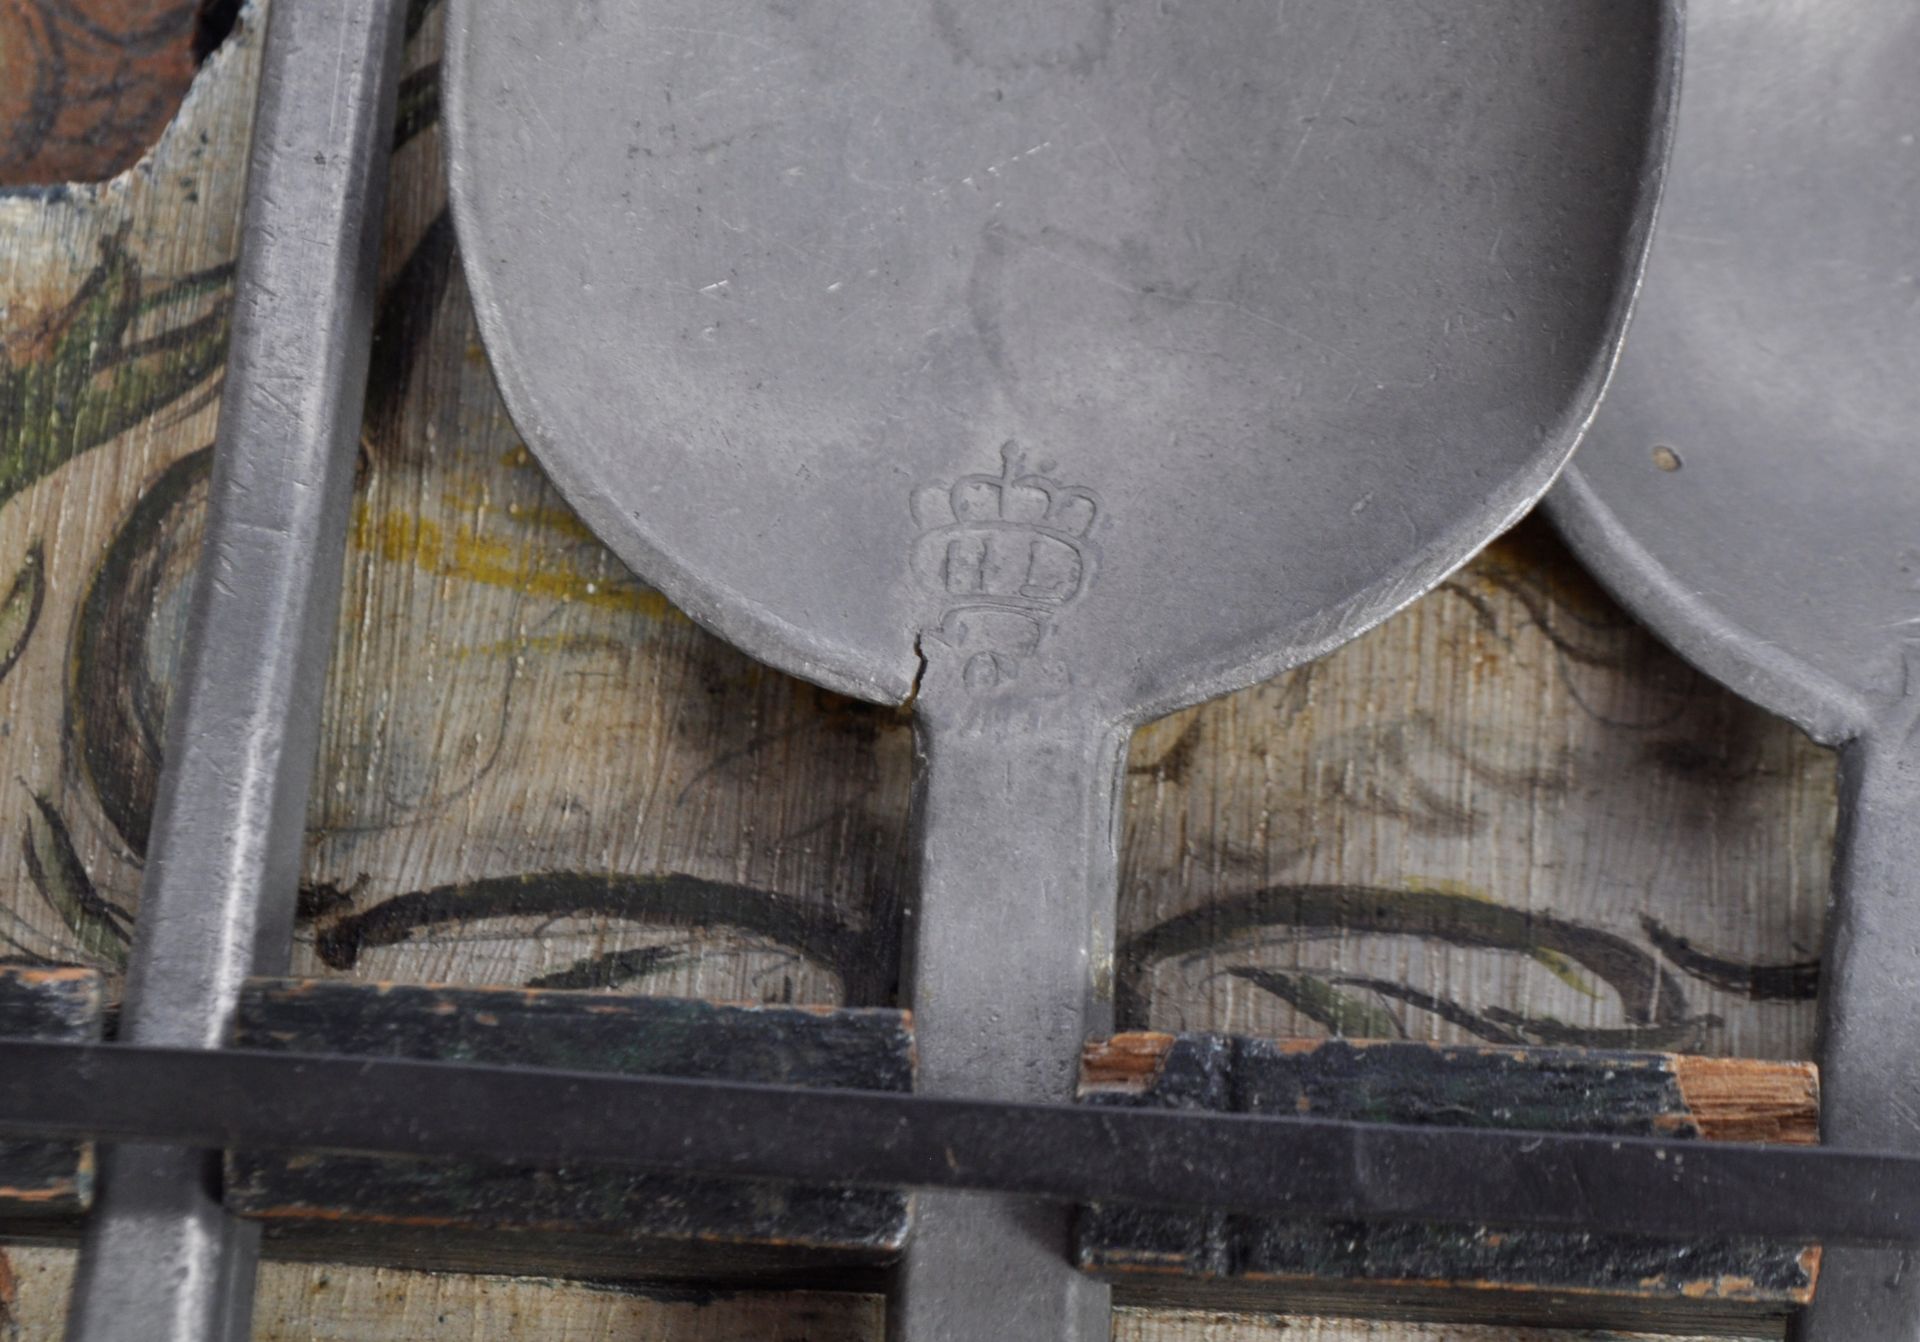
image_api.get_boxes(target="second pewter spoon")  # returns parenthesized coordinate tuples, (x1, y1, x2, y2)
(1551, 0, 1920, 1335)
(445, 3, 1678, 1338)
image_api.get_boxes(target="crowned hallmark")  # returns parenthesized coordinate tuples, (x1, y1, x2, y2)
(910, 442, 1101, 694)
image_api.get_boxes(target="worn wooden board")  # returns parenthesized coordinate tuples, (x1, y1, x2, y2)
(0, 969, 1817, 1327)
(224, 978, 912, 1282)
(0, 967, 100, 1224)
(0, 0, 1836, 1336)
(1077, 1034, 1820, 1333)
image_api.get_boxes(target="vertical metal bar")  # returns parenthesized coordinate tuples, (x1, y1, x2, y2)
(1794, 728, 1920, 1339)
(62, 1, 407, 1338)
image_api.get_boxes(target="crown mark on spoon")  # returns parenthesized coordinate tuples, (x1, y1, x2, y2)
(910, 442, 1102, 694)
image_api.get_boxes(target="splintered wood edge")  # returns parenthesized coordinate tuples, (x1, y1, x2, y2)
(1079, 1033, 1178, 1095)
(1670, 1055, 1820, 1146)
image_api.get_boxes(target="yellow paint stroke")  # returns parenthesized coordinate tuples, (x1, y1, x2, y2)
(436, 487, 604, 549)
(1402, 876, 1601, 1000)
(350, 501, 686, 624)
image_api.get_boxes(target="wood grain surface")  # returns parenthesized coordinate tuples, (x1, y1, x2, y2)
(0, 1, 1835, 1337)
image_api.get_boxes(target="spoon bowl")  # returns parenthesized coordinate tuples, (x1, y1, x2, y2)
(449, 1, 1675, 720)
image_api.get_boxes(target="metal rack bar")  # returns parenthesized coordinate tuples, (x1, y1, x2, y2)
(59, 2, 408, 1339)
(7, 1038, 1918, 1250)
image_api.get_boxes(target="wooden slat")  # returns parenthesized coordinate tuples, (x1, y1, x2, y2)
(223, 977, 913, 1284)
(0, 966, 101, 1222)
(1077, 1033, 1820, 1335)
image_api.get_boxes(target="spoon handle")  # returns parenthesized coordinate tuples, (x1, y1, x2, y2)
(1797, 726, 1920, 1339)
(891, 684, 1129, 1341)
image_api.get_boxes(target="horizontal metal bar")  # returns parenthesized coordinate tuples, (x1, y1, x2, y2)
(2, 1038, 1913, 1247)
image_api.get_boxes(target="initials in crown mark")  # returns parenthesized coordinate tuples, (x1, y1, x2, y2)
(910, 442, 1100, 692)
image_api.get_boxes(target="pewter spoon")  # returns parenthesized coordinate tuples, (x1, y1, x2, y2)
(447, 4, 1678, 1337)
(1550, 2, 1920, 1336)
